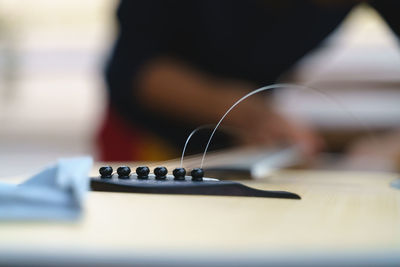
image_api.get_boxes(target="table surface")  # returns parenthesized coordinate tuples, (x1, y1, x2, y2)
(1, 164, 400, 266)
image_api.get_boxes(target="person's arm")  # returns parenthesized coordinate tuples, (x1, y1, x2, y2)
(108, 1, 322, 157)
(136, 58, 323, 156)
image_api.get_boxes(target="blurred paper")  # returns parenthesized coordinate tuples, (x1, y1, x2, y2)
(202, 146, 301, 180)
(0, 157, 92, 221)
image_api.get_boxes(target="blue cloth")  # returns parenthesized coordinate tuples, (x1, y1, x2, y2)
(391, 179, 400, 190)
(0, 157, 92, 221)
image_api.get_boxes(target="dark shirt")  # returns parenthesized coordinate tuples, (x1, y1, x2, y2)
(105, 0, 399, 154)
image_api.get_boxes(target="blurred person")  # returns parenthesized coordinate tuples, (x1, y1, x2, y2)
(98, 0, 400, 162)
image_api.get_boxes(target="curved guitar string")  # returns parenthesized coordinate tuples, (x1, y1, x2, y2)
(180, 124, 213, 168)
(180, 83, 375, 169)
(180, 124, 241, 168)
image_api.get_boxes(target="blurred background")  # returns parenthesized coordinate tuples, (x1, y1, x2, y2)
(0, 0, 399, 177)
(0, 0, 115, 176)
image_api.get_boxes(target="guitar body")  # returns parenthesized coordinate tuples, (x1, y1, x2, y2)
(0, 160, 399, 266)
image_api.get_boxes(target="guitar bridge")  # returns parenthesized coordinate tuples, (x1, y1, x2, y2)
(90, 166, 301, 199)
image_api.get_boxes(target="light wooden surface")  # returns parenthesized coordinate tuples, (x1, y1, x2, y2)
(1, 166, 400, 265)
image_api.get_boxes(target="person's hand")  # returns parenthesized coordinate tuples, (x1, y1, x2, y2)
(221, 88, 324, 159)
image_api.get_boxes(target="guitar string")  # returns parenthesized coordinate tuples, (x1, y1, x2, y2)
(184, 83, 376, 169)
(180, 124, 213, 168)
(180, 124, 241, 168)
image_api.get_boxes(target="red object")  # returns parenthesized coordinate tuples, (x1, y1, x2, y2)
(97, 107, 176, 162)
(97, 107, 143, 161)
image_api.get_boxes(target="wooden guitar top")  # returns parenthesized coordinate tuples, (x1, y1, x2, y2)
(0, 166, 399, 265)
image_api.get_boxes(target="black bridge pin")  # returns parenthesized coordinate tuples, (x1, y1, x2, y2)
(191, 168, 204, 181)
(154, 166, 168, 180)
(173, 168, 186, 181)
(99, 166, 113, 179)
(117, 166, 131, 179)
(136, 166, 150, 179)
